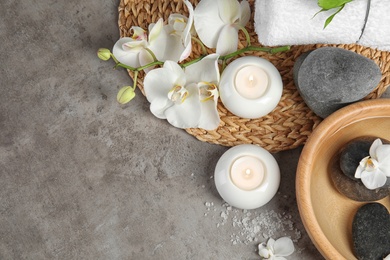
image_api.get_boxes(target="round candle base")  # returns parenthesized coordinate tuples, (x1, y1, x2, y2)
(219, 56, 283, 119)
(214, 144, 280, 210)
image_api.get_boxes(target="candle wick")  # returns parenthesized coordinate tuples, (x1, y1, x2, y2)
(248, 75, 254, 88)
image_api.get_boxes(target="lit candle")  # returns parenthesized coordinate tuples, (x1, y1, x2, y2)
(230, 156, 264, 190)
(234, 65, 268, 99)
(219, 56, 283, 119)
(214, 144, 280, 210)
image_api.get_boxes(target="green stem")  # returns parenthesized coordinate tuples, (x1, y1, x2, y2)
(222, 60, 227, 71)
(110, 53, 119, 63)
(192, 36, 207, 56)
(113, 45, 290, 72)
(132, 71, 139, 90)
(220, 45, 290, 61)
(135, 61, 164, 71)
(269, 45, 291, 54)
(115, 63, 137, 70)
(237, 25, 251, 47)
(145, 48, 158, 62)
(181, 56, 204, 68)
(114, 60, 164, 71)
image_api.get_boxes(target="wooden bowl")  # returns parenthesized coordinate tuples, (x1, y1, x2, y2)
(296, 99, 390, 260)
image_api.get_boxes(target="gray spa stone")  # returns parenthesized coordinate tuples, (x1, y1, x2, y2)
(352, 203, 390, 260)
(293, 47, 382, 118)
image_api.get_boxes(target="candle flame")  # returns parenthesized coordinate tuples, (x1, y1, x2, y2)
(245, 169, 251, 175)
(248, 75, 254, 88)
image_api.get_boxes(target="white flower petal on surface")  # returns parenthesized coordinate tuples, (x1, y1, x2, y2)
(193, 0, 225, 48)
(273, 237, 295, 257)
(258, 243, 271, 258)
(164, 83, 201, 128)
(258, 237, 294, 259)
(112, 37, 141, 67)
(360, 169, 387, 190)
(216, 25, 239, 55)
(239, 0, 251, 26)
(217, 0, 240, 24)
(185, 54, 220, 84)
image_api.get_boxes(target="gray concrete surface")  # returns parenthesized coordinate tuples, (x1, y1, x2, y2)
(2, 0, 374, 259)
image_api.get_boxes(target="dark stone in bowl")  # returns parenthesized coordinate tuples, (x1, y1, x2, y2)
(352, 203, 390, 260)
(339, 137, 374, 181)
(329, 152, 389, 202)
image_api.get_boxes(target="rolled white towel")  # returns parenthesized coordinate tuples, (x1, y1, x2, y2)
(359, 1, 390, 51)
(254, 0, 390, 51)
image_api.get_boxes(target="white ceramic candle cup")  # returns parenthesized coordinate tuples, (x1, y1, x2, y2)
(219, 56, 283, 119)
(214, 144, 280, 210)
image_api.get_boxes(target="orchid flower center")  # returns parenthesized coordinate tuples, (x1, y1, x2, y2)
(363, 157, 379, 172)
(199, 82, 218, 102)
(131, 27, 147, 41)
(173, 19, 186, 34)
(168, 85, 189, 104)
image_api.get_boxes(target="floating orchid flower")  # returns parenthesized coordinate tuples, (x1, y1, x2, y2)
(143, 54, 220, 130)
(163, 0, 195, 62)
(194, 0, 250, 55)
(258, 237, 295, 260)
(112, 18, 167, 70)
(355, 138, 390, 190)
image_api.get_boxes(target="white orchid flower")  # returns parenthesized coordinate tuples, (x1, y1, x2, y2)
(112, 18, 167, 70)
(258, 237, 295, 260)
(163, 0, 194, 62)
(355, 138, 390, 190)
(194, 0, 250, 55)
(143, 54, 220, 130)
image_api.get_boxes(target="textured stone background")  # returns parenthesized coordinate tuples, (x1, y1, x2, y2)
(2, 0, 388, 259)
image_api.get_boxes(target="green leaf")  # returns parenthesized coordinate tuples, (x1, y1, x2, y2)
(312, 8, 328, 19)
(318, 0, 353, 9)
(323, 4, 345, 29)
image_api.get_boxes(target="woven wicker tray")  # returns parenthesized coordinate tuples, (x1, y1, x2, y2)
(118, 0, 390, 152)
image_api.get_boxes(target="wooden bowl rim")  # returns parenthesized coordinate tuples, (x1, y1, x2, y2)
(296, 99, 390, 260)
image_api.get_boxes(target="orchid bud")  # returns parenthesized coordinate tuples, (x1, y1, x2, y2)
(97, 48, 111, 61)
(117, 86, 135, 104)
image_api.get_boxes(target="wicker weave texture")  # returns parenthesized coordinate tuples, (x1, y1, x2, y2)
(118, 0, 390, 153)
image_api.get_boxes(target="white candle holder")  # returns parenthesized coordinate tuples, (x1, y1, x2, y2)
(219, 56, 283, 119)
(214, 144, 280, 210)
